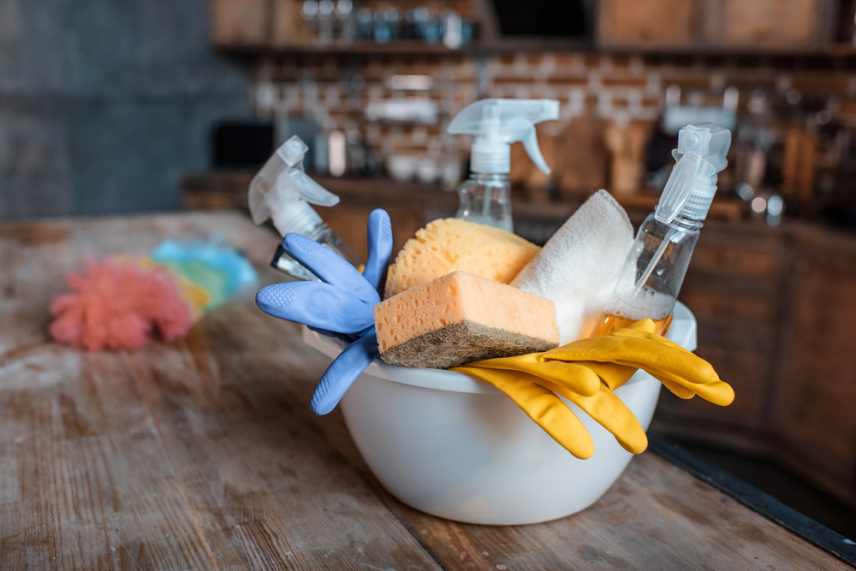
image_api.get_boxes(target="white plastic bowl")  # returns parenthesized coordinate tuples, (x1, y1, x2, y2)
(304, 303, 697, 525)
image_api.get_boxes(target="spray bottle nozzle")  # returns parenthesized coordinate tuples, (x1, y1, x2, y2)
(672, 124, 731, 171)
(656, 124, 732, 225)
(277, 135, 310, 167)
(447, 99, 559, 175)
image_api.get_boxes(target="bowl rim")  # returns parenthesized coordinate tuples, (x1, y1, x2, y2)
(303, 303, 696, 395)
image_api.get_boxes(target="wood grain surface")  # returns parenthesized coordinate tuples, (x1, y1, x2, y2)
(0, 212, 847, 570)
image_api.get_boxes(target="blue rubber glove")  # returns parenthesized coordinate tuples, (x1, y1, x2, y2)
(311, 327, 378, 415)
(256, 209, 393, 415)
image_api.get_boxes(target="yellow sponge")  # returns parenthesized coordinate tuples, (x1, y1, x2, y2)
(384, 218, 539, 298)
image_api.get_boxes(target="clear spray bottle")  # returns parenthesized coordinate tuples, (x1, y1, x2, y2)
(447, 99, 559, 231)
(595, 124, 732, 336)
(248, 135, 348, 280)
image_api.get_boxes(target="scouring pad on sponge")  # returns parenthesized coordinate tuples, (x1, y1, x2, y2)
(375, 271, 559, 369)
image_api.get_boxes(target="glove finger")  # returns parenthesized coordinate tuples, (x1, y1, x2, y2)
(256, 281, 374, 334)
(311, 328, 378, 415)
(537, 378, 648, 455)
(578, 361, 636, 390)
(643, 365, 734, 406)
(661, 379, 695, 399)
(283, 234, 379, 304)
(454, 366, 594, 459)
(542, 334, 721, 386)
(473, 353, 600, 397)
(582, 360, 696, 399)
(363, 209, 394, 293)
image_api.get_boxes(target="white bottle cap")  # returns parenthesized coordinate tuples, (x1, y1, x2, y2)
(656, 124, 731, 224)
(448, 99, 559, 175)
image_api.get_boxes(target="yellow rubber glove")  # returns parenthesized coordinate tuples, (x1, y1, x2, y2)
(574, 320, 694, 399)
(542, 325, 735, 406)
(455, 319, 734, 459)
(455, 365, 595, 459)
(454, 363, 647, 457)
(579, 360, 693, 400)
(537, 377, 648, 454)
(470, 352, 601, 396)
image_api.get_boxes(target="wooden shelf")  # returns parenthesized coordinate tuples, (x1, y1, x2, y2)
(217, 39, 856, 64)
(217, 41, 472, 58)
(598, 42, 856, 61)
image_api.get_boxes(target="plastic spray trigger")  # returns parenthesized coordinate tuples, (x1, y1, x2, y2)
(520, 124, 551, 174)
(655, 124, 732, 225)
(447, 99, 559, 175)
(248, 135, 341, 236)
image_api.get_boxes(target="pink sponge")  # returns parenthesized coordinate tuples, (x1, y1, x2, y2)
(50, 259, 193, 351)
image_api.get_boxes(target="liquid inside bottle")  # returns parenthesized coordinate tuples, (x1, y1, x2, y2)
(590, 310, 674, 337)
(586, 286, 676, 337)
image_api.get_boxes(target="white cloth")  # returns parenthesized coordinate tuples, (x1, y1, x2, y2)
(512, 190, 634, 343)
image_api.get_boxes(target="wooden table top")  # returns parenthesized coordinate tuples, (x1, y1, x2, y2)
(0, 212, 848, 570)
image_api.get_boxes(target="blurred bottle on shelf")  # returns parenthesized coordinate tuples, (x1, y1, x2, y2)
(442, 11, 465, 48)
(335, 0, 355, 42)
(355, 7, 374, 39)
(302, 1, 319, 38)
(317, 0, 336, 43)
(296, 1, 475, 47)
(373, 7, 400, 43)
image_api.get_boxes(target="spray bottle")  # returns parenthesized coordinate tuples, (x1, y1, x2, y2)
(595, 124, 732, 336)
(447, 99, 559, 231)
(248, 135, 348, 280)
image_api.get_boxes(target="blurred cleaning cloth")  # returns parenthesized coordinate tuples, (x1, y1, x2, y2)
(513, 190, 634, 343)
(455, 319, 735, 459)
(50, 242, 257, 351)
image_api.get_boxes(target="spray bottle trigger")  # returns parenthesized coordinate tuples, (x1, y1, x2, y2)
(248, 185, 271, 225)
(521, 127, 551, 175)
(290, 171, 340, 207)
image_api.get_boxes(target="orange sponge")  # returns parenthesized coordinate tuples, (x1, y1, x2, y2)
(376, 271, 559, 368)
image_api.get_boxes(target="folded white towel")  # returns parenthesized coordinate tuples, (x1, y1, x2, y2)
(513, 190, 634, 343)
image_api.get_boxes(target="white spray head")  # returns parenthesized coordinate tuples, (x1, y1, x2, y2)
(656, 124, 732, 224)
(248, 135, 340, 237)
(447, 99, 559, 175)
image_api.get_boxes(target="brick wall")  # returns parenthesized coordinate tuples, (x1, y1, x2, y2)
(259, 51, 856, 170)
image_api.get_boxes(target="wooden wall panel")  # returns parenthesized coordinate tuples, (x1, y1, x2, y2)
(598, 0, 696, 47)
(209, 0, 271, 47)
(769, 226, 856, 503)
(700, 0, 834, 47)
